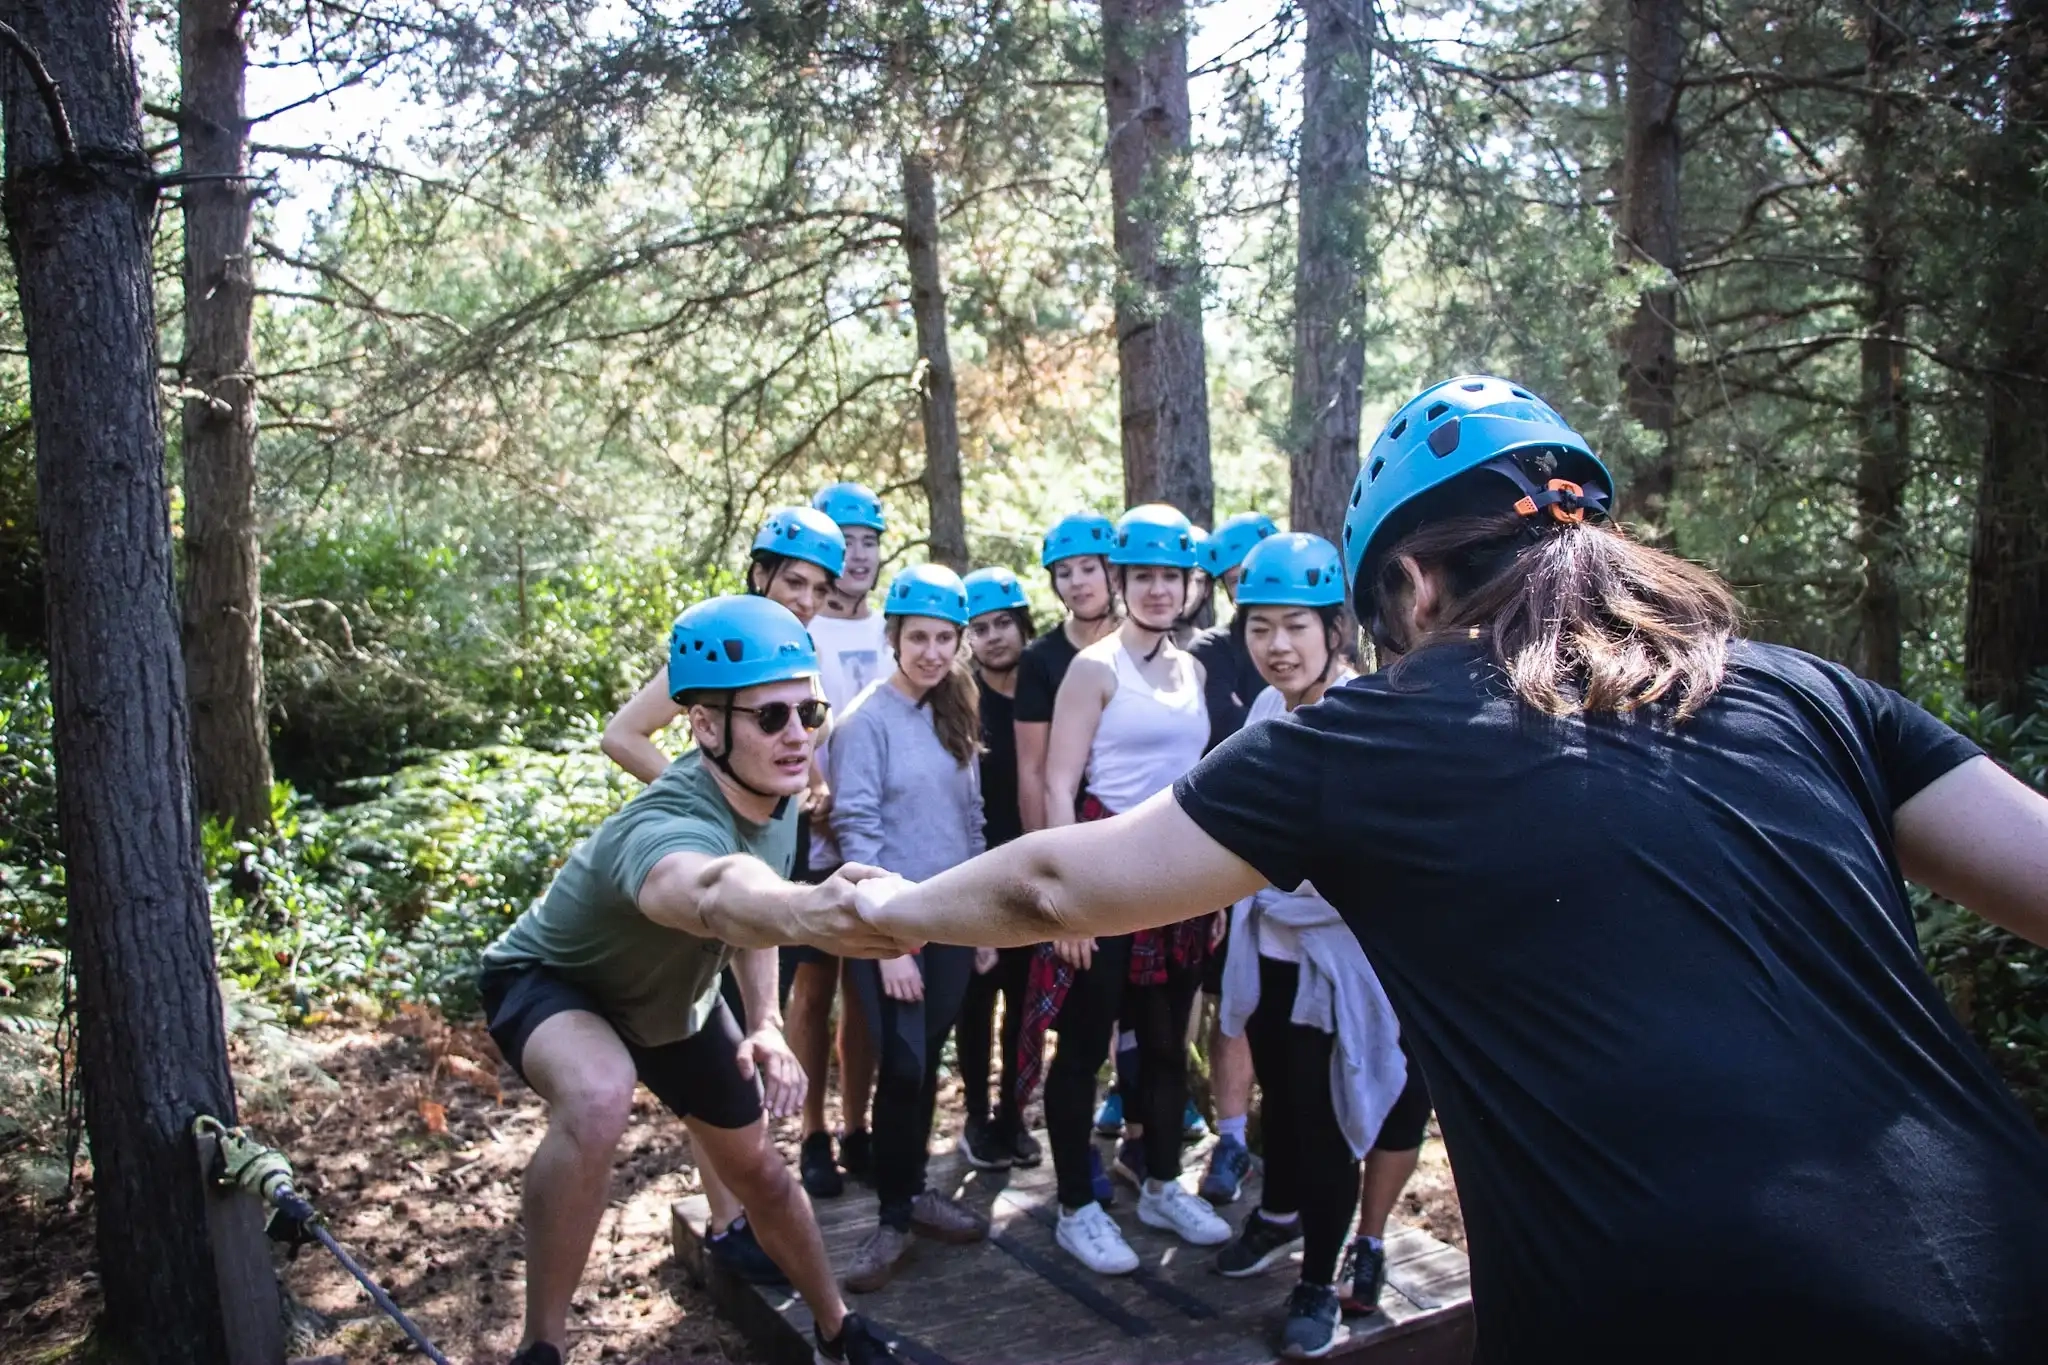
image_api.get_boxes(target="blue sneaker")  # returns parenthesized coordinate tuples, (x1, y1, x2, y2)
(1199, 1135, 1252, 1205)
(1182, 1100, 1209, 1143)
(1088, 1144, 1116, 1208)
(1094, 1092, 1125, 1138)
(1281, 1281, 1348, 1359)
(1112, 1137, 1147, 1188)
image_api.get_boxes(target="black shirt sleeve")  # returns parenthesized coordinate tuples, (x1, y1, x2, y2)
(1014, 641, 1057, 723)
(1172, 709, 1326, 892)
(1848, 675, 1984, 807)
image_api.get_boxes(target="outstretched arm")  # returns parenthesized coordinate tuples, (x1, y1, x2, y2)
(640, 850, 914, 956)
(1897, 754, 2048, 948)
(602, 667, 684, 784)
(857, 789, 1266, 948)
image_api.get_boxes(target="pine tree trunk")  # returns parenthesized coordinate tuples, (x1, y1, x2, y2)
(901, 150, 968, 572)
(1101, 0, 1213, 526)
(177, 0, 272, 830)
(1616, 0, 1683, 534)
(1288, 0, 1372, 546)
(0, 2, 252, 1359)
(1964, 0, 2048, 711)
(1853, 4, 1909, 689)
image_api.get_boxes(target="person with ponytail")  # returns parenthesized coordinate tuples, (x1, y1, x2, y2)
(854, 376, 2048, 1363)
(1025, 504, 1232, 1276)
(830, 565, 991, 1291)
(1206, 532, 1421, 1359)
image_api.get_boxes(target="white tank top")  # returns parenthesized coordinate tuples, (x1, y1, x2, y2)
(1084, 644, 1208, 815)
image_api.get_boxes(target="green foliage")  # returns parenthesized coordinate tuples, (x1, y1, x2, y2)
(1913, 673, 2048, 1126)
(209, 745, 637, 1016)
(0, 649, 62, 950)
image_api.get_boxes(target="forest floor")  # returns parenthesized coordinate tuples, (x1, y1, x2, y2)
(0, 1012, 1463, 1365)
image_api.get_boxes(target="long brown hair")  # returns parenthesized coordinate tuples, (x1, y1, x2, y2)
(1377, 514, 1739, 721)
(884, 618, 983, 764)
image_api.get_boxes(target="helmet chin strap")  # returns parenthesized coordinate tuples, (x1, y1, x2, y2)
(707, 701, 782, 801)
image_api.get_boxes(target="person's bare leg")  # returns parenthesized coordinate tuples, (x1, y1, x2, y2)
(789, 961, 836, 1137)
(838, 959, 877, 1136)
(1211, 1025, 1253, 1127)
(702, 1160, 745, 1231)
(689, 1115, 848, 1339)
(514, 1011, 637, 1354)
(1358, 1145, 1422, 1240)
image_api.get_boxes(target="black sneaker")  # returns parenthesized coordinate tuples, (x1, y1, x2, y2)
(814, 1310, 899, 1364)
(707, 1214, 789, 1286)
(957, 1118, 1013, 1170)
(1281, 1281, 1349, 1359)
(1338, 1235, 1386, 1316)
(801, 1131, 844, 1198)
(839, 1129, 875, 1185)
(509, 1345, 562, 1365)
(1214, 1209, 1304, 1279)
(1009, 1126, 1043, 1168)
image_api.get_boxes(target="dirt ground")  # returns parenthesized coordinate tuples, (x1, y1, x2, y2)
(0, 1015, 1463, 1365)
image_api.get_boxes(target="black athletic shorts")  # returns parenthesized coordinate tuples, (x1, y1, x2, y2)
(1374, 1040, 1432, 1153)
(478, 964, 763, 1130)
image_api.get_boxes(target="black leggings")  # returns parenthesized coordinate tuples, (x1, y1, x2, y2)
(957, 945, 1032, 1132)
(1046, 935, 1202, 1210)
(1245, 956, 1363, 1286)
(845, 944, 977, 1229)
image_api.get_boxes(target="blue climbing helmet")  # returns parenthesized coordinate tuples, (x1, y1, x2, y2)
(812, 481, 887, 533)
(1342, 375, 1613, 614)
(963, 566, 1030, 620)
(1199, 511, 1279, 577)
(667, 595, 821, 702)
(751, 505, 846, 578)
(1041, 511, 1116, 568)
(884, 563, 970, 626)
(1109, 504, 1198, 569)
(1236, 532, 1345, 609)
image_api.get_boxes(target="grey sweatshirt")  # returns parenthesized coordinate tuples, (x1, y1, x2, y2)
(828, 678, 986, 882)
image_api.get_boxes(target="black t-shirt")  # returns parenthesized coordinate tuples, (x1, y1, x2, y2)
(978, 677, 1023, 848)
(1190, 622, 1262, 753)
(1175, 639, 2048, 1362)
(1013, 625, 1080, 725)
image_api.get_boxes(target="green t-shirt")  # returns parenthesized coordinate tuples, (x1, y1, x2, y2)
(481, 749, 796, 1046)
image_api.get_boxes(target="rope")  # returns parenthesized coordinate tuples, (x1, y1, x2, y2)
(193, 1117, 453, 1365)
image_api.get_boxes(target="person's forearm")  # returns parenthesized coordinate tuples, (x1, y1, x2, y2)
(734, 947, 784, 1032)
(1017, 723, 1049, 831)
(1044, 773, 1079, 828)
(882, 836, 1070, 948)
(653, 854, 811, 947)
(602, 730, 672, 785)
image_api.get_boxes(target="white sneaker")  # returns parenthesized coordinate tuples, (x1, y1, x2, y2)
(1137, 1179, 1232, 1246)
(1056, 1201, 1140, 1275)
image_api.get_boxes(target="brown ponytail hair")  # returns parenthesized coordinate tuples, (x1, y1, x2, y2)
(884, 618, 984, 764)
(1377, 514, 1739, 721)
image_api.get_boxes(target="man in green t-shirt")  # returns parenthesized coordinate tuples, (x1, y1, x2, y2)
(480, 596, 911, 1365)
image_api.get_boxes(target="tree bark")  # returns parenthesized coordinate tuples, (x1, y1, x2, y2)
(1101, 0, 1213, 525)
(1615, 0, 1683, 533)
(1288, 0, 1372, 546)
(177, 0, 272, 830)
(0, 3, 253, 1360)
(1965, 0, 2048, 711)
(1852, 3, 1909, 689)
(900, 149, 968, 571)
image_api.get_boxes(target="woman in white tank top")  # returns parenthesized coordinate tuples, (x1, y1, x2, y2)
(1023, 504, 1231, 1278)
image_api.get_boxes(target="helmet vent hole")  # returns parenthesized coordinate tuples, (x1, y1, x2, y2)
(1511, 387, 1533, 400)
(1461, 381, 1485, 392)
(1389, 418, 1408, 440)
(722, 639, 745, 663)
(1427, 418, 1463, 457)
(1425, 401, 1450, 421)
(1368, 456, 1385, 483)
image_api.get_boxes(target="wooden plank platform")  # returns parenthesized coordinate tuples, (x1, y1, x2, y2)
(672, 1133, 1473, 1365)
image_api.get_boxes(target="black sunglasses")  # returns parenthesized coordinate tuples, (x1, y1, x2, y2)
(729, 698, 831, 734)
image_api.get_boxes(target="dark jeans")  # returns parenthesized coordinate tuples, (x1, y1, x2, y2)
(1047, 935, 1201, 1210)
(958, 945, 1032, 1132)
(845, 944, 976, 1229)
(1245, 956, 1363, 1285)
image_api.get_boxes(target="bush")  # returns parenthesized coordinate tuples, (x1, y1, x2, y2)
(1913, 671, 2048, 1127)
(0, 648, 61, 952)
